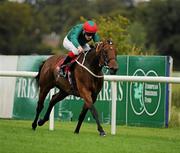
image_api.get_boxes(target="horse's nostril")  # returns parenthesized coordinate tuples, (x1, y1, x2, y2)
(110, 68, 117, 75)
(114, 69, 117, 74)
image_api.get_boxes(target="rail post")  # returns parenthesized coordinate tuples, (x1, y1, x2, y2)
(111, 81, 117, 135)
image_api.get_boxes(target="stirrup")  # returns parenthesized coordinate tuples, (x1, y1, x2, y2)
(59, 67, 66, 77)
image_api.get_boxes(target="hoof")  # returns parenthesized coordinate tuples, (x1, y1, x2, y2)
(32, 122, 37, 130)
(99, 131, 106, 136)
(74, 130, 79, 134)
(38, 119, 44, 126)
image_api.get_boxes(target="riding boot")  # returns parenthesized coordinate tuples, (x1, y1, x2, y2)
(62, 55, 72, 67)
(59, 55, 72, 77)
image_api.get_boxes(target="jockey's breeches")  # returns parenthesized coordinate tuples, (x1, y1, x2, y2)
(63, 36, 90, 55)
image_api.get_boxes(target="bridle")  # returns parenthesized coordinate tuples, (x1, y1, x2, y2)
(102, 51, 116, 67)
(98, 41, 116, 68)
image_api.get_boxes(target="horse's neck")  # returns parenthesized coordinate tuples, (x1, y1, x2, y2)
(79, 49, 101, 73)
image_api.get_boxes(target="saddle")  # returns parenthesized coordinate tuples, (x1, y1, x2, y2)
(56, 50, 91, 93)
(62, 57, 76, 75)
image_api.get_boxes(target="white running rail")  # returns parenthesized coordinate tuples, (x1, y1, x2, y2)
(0, 71, 37, 77)
(1, 71, 180, 134)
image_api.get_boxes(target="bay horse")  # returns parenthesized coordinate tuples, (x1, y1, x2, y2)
(32, 39, 118, 136)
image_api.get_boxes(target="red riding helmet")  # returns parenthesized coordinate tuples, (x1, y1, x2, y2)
(83, 21, 98, 33)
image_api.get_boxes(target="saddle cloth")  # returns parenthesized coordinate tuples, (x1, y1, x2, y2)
(56, 57, 77, 90)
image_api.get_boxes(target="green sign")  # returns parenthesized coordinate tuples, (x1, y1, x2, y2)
(13, 56, 59, 119)
(126, 56, 168, 127)
(12, 55, 171, 127)
(58, 56, 171, 127)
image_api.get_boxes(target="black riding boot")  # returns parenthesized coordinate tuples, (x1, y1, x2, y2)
(59, 56, 72, 77)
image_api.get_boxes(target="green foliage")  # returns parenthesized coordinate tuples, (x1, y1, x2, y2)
(128, 22, 146, 50)
(0, 0, 155, 56)
(127, 21, 156, 55)
(96, 15, 131, 55)
(1, 0, 180, 63)
(38, 0, 98, 34)
(0, 2, 50, 55)
(136, 0, 180, 69)
(95, 0, 125, 14)
(169, 106, 180, 127)
(81, 15, 147, 55)
(172, 84, 180, 108)
(169, 83, 180, 127)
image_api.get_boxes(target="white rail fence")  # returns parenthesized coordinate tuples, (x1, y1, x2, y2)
(1, 70, 180, 135)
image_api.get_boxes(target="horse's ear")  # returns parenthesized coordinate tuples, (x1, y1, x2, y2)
(95, 42, 99, 48)
(107, 39, 113, 45)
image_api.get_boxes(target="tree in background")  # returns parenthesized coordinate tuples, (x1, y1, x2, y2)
(0, 2, 50, 55)
(35, 0, 98, 34)
(136, 0, 180, 69)
(2, 0, 180, 70)
(0, 0, 149, 56)
(81, 15, 146, 55)
(94, 15, 132, 55)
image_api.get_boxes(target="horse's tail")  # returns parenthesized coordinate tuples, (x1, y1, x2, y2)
(35, 61, 45, 86)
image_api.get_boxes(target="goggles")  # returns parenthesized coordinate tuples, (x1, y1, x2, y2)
(85, 32, 95, 36)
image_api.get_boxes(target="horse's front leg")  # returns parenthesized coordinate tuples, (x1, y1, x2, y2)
(76, 89, 105, 136)
(89, 104, 106, 136)
(38, 90, 68, 126)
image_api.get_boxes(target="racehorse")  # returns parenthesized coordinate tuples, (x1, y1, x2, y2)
(32, 39, 118, 136)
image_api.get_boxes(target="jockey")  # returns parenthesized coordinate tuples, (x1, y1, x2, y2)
(59, 20, 100, 76)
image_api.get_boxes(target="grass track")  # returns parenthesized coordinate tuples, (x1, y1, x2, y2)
(0, 119, 180, 153)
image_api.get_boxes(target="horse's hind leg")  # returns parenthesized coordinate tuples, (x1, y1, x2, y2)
(74, 104, 88, 134)
(38, 90, 68, 126)
(32, 87, 49, 130)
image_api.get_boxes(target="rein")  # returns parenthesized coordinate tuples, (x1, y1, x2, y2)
(75, 50, 104, 78)
(75, 60, 104, 78)
(74, 41, 116, 78)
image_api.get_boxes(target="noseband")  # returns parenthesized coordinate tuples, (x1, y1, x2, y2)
(102, 52, 116, 67)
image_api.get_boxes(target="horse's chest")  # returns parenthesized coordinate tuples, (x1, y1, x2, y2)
(92, 79, 103, 91)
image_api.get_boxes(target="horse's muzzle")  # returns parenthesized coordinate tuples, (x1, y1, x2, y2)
(108, 59, 118, 75)
(109, 67, 118, 75)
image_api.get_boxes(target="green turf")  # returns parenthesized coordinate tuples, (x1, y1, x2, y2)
(0, 119, 179, 153)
